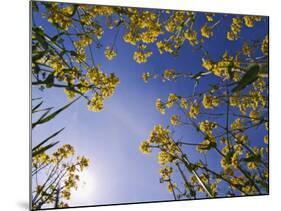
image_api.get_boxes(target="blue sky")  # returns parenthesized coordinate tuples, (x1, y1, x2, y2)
(32, 2, 269, 208)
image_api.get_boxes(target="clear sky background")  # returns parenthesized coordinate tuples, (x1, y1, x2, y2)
(32, 3, 269, 208)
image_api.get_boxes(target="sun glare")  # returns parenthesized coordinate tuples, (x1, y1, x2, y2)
(71, 170, 95, 203)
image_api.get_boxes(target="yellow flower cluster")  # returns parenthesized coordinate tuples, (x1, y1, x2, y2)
(249, 110, 260, 123)
(140, 125, 179, 166)
(133, 50, 153, 64)
(199, 120, 217, 136)
(86, 67, 119, 112)
(54, 144, 75, 159)
(163, 69, 176, 81)
(202, 58, 213, 71)
(231, 151, 240, 169)
(87, 5, 114, 18)
(229, 95, 239, 106)
(202, 94, 219, 109)
(156, 40, 173, 54)
(77, 78, 90, 94)
(142, 72, 150, 83)
(235, 133, 248, 145)
(180, 97, 188, 109)
(202, 52, 239, 79)
(78, 156, 90, 171)
(47, 55, 67, 80)
(242, 42, 251, 56)
(167, 182, 177, 193)
(196, 135, 216, 153)
(160, 166, 173, 180)
(227, 17, 242, 41)
(206, 13, 215, 22)
(264, 135, 268, 144)
(47, 4, 73, 30)
(164, 11, 187, 33)
(261, 34, 269, 55)
(201, 24, 213, 38)
(74, 35, 92, 48)
(32, 142, 90, 209)
(88, 93, 104, 112)
(231, 118, 243, 131)
(104, 46, 117, 60)
(170, 115, 180, 126)
(184, 30, 198, 46)
(123, 32, 137, 45)
(140, 27, 161, 44)
(149, 125, 171, 145)
(156, 98, 166, 114)
(94, 25, 104, 40)
(189, 100, 200, 119)
(246, 147, 263, 170)
(139, 141, 151, 154)
(64, 88, 76, 100)
(158, 151, 174, 165)
(122, 10, 161, 47)
(229, 176, 258, 194)
(166, 93, 178, 108)
(243, 16, 261, 28)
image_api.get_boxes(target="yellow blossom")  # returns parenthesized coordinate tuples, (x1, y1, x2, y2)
(170, 115, 180, 126)
(88, 93, 104, 112)
(139, 141, 151, 154)
(201, 24, 213, 38)
(163, 69, 176, 81)
(199, 120, 217, 136)
(158, 151, 173, 165)
(202, 94, 219, 109)
(142, 72, 150, 83)
(167, 182, 176, 193)
(133, 51, 152, 63)
(160, 166, 173, 179)
(249, 110, 260, 123)
(156, 40, 173, 54)
(189, 100, 200, 119)
(261, 34, 269, 55)
(74, 35, 92, 48)
(242, 42, 251, 56)
(104, 46, 117, 60)
(184, 30, 198, 46)
(180, 98, 188, 109)
(231, 118, 243, 131)
(264, 135, 268, 144)
(166, 93, 178, 108)
(156, 98, 165, 114)
(202, 58, 213, 71)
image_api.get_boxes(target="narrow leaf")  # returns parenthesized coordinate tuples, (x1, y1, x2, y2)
(32, 97, 79, 128)
(32, 128, 65, 152)
(32, 101, 43, 113)
(232, 64, 260, 93)
(32, 141, 59, 157)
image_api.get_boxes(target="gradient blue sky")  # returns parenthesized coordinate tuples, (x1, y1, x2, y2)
(32, 3, 269, 207)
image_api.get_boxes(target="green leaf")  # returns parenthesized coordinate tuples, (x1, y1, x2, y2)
(32, 50, 46, 62)
(32, 141, 59, 157)
(232, 64, 260, 93)
(51, 32, 65, 42)
(33, 28, 48, 50)
(32, 2, 39, 12)
(44, 74, 54, 88)
(32, 109, 52, 129)
(32, 101, 43, 113)
(32, 98, 79, 128)
(32, 128, 65, 152)
(241, 155, 261, 163)
(259, 63, 269, 76)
